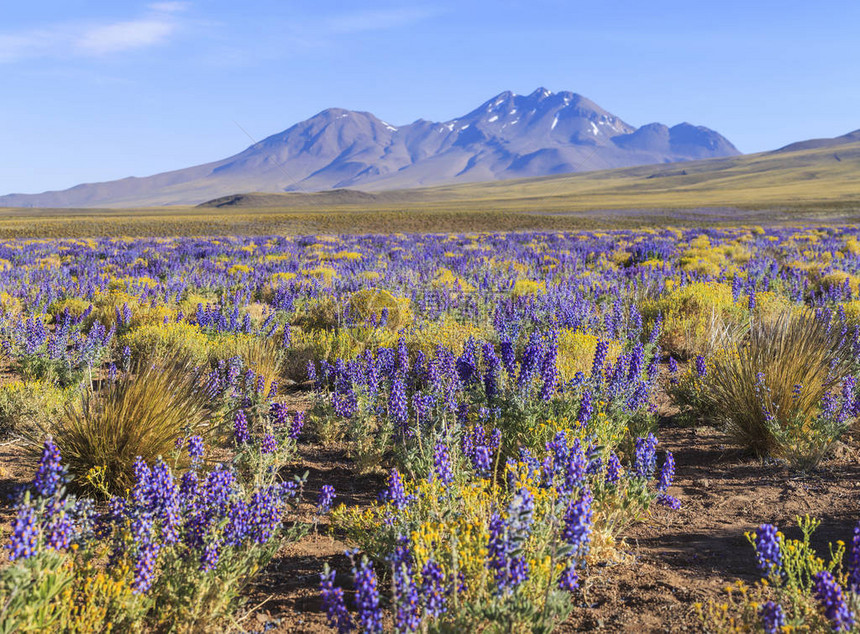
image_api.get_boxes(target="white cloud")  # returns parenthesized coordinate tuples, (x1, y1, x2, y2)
(76, 19, 177, 55)
(0, 4, 187, 63)
(148, 2, 190, 12)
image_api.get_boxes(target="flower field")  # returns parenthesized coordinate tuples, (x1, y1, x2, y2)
(1, 226, 859, 632)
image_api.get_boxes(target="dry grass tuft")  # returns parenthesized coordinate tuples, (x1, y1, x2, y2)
(35, 356, 212, 494)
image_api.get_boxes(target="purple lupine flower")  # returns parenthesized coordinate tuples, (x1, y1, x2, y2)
(626, 380, 650, 411)
(33, 438, 64, 498)
(202, 467, 235, 516)
(562, 441, 587, 495)
(813, 570, 855, 631)
(668, 356, 678, 375)
(150, 460, 180, 544)
(559, 562, 579, 592)
(187, 435, 205, 462)
(385, 469, 411, 510)
(483, 342, 500, 400)
(848, 521, 860, 591)
(577, 390, 593, 426)
(547, 431, 569, 472)
(131, 456, 154, 509)
(628, 342, 645, 380)
(333, 385, 357, 418)
(473, 446, 492, 477)
(224, 499, 251, 546)
(44, 501, 74, 551)
(249, 486, 281, 544)
(517, 332, 544, 389)
(421, 560, 448, 618)
(487, 513, 512, 591)
(508, 556, 529, 587)
(7, 505, 38, 560)
(695, 355, 707, 378)
(389, 376, 409, 433)
(317, 485, 336, 514)
(432, 442, 454, 486)
(260, 433, 278, 454)
(233, 410, 249, 445)
(656, 494, 682, 509)
(393, 559, 420, 632)
(132, 541, 161, 593)
(562, 488, 593, 558)
(754, 524, 782, 576)
(353, 557, 383, 633)
(288, 411, 306, 440)
(605, 452, 622, 484)
(95, 496, 126, 540)
(633, 434, 658, 479)
(412, 393, 433, 424)
(500, 338, 516, 376)
(489, 428, 501, 452)
(649, 314, 662, 344)
(178, 470, 199, 511)
(320, 568, 354, 633)
(199, 537, 220, 572)
(658, 452, 675, 492)
(539, 333, 559, 401)
(759, 601, 785, 634)
(731, 275, 743, 302)
(456, 338, 478, 385)
(591, 340, 609, 381)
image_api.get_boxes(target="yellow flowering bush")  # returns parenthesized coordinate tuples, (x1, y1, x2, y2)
(555, 330, 620, 383)
(348, 288, 413, 331)
(510, 279, 546, 297)
(642, 281, 738, 358)
(0, 380, 71, 436)
(432, 267, 475, 292)
(123, 322, 214, 366)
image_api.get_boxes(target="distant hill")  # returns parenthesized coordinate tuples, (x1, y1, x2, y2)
(194, 129, 860, 213)
(772, 129, 860, 153)
(0, 88, 739, 208)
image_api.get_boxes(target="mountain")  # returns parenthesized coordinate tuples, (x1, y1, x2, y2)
(195, 130, 860, 213)
(0, 88, 740, 208)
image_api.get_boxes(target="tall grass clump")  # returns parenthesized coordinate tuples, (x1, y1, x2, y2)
(215, 334, 284, 396)
(672, 309, 858, 469)
(39, 357, 212, 493)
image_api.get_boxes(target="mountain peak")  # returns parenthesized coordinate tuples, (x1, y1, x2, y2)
(0, 89, 741, 207)
(528, 87, 553, 99)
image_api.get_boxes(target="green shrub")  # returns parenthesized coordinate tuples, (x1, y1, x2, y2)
(295, 296, 341, 331)
(40, 357, 213, 494)
(699, 516, 854, 633)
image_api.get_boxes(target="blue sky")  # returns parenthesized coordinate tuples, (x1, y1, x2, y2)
(2, 0, 858, 194)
